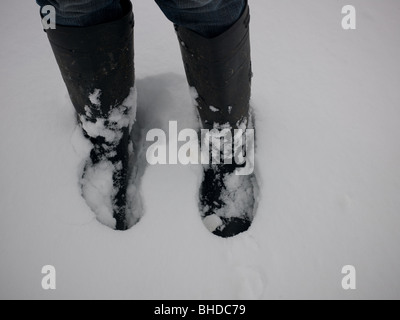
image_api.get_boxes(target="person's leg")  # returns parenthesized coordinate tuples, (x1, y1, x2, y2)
(37, 0, 136, 230)
(154, 0, 246, 38)
(162, 0, 257, 237)
(36, 0, 123, 27)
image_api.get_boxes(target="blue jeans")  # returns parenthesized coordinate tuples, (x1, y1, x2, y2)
(36, 0, 246, 37)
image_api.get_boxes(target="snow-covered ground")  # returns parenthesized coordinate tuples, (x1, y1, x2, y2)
(1, 0, 400, 299)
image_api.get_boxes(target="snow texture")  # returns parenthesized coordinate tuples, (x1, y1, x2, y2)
(80, 87, 137, 143)
(203, 214, 224, 233)
(209, 106, 219, 113)
(212, 173, 258, 221)
(81, 160, 116, 229)
(78, 87, 140, 229)
(89, 89, 101, 107)
(1, 0, 400, 300)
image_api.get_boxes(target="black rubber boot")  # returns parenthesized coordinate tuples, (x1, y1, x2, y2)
(176, 4, 252, 130)
(176, 3, 257, 238)
(45, 0, 135, 230)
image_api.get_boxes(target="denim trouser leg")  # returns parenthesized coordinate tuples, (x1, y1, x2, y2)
(36, 0, 123, 27)
(36, 0, 246, 37)
(154, 0, 246, 37)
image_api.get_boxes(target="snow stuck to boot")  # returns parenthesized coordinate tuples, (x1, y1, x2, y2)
(199, 117, 259, 238)
(76, 87, 143, 230)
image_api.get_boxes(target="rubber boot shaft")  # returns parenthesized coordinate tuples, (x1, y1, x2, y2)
(45, 0, 134, 119)
(176, 4, 252, 129)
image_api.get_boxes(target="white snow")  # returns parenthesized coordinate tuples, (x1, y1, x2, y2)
(81, 160, 116, 229)
(212, 173, 258, 221)
(1, 0, 400, 300)
(203, 214, 224, 233)
(188, 86, 199, 108)
(209, 106, 219, 113)
(79, 86, 140, 229)
(89, 89, 102, 107)
(80, 87, 137, 143)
